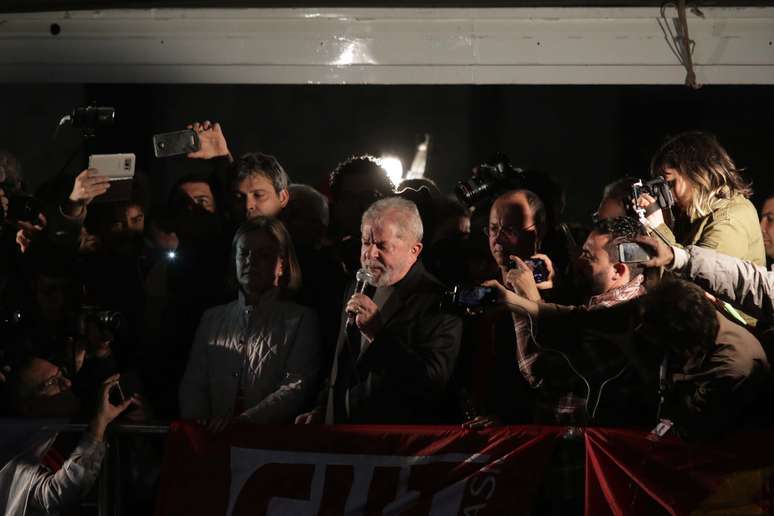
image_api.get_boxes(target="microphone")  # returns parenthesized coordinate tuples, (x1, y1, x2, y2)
(346, 268, 375, 327)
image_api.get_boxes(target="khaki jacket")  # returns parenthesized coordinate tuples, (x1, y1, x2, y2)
(656, 194, 765, 266)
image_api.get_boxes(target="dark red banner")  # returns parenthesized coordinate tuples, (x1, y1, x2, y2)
(585, 428, 774, 516)
(155, 422, 561, 516)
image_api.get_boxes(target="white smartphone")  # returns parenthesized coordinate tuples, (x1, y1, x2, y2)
(88, 153, 136, 203)
(88, 153, 136, 181)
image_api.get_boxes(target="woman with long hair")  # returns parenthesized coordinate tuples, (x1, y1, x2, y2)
(645, 131, 764, 266)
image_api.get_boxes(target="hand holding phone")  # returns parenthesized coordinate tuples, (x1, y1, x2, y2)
(185, 121, 230, 160)
(153, 129, 200, 158)
(617, 242, 652, 263)
(68, 168, 111, 207)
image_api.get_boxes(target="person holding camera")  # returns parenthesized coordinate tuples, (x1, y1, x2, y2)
(1, 357, 137, 516)
(462, 189, 553, 429)
(640, 131, 764, 266)
(482, 217, 655, 427)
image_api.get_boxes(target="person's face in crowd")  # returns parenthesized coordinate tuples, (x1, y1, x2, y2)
(235, 230, 284, 296)
(234, 173, 288, 220)
(180, 181, 217, 214)
(659, 167, 693, 212)
(488, 192, 538, 267)
(596, 197, 627, 220)
(35, 275, 75, 325)
(19, 358, 81, 418)
(331, 174, 384, 239)
(125, 204, 145, 234)
(760, 197, 774, 260)
(361, 214, 422, 287)
(576, 231, 628, 295)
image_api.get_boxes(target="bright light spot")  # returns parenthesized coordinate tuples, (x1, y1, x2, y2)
(378, 156, 404, 186)
(334, 42, 357, 65)
(333, 39, 376, 66)
(167, 250, 177, 260)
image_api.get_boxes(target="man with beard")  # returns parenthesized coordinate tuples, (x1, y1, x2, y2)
(1, 357, 136, 516)
(296, 197, 462, 424)
(485, 217, 655, 426)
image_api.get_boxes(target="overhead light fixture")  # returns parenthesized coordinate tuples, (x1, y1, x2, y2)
(377, 156, 404, 187)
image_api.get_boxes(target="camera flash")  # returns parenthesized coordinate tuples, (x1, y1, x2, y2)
(167, 250, 177, 260)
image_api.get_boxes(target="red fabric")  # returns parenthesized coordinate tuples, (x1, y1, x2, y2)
(585, 427, 774, 516)
(155, 422, 561, 516)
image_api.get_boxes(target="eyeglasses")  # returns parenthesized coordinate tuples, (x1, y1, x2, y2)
(483, 223, 536, 240)
(37, 369, 69, 394)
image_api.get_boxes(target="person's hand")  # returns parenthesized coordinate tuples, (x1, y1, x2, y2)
(531, 253, 556, 290)
(633, 235, 675, 268)
(68, 169, 110, 210)
(346, 293, 382, 342)
(90, 374, 138, 441)
(505, 256, 541, 302)
(15, 213, 47, 253)
(481, 279, 539, 318)
(295, 408, 323, 424)
(636, 192, 665, 228)
(462, 414, 501, 430)
(187, 121, 230, 160)
(197, 417, 233, 433)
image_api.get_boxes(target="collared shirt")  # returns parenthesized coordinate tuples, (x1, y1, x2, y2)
(179, 290, 321, 424)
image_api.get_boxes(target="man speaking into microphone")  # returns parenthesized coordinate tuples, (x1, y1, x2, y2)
(296, 197, 462, 424)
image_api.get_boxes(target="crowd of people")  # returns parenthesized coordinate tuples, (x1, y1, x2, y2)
(2, 123, 774, 513)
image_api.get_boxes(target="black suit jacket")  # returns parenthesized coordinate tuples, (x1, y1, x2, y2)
(324, 261, 463, 424)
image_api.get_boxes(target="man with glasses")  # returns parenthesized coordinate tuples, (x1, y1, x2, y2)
(463, 189, 550, 430)
(2, 356, 136, 516)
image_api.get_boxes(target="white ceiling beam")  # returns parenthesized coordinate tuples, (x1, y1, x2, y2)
(0, 7, 773, 84)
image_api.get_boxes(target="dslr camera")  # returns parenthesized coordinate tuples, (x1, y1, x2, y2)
(456, 155, 526, 207)
(629, 177, 675, 220)
(78, 306, 121, 337)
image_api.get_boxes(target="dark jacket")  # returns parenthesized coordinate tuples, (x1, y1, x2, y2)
(324, 261, 463, 424)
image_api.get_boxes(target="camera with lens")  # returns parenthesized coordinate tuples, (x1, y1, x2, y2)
(456, 154, 526, 207)
(629, 177, 675, 220)
(507, 257, 549, 283)
(78, 306, 121, 337)
(71, 105, 116, 132)
(442, 285, 499, 315)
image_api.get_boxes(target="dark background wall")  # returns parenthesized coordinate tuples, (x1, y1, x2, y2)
(1, 84, 773, 223)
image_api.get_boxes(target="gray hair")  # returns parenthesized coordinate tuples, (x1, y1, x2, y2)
(362, 197, 423, 244)
(287, 184, 329, 226)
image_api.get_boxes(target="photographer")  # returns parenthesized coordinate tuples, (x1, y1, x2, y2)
(483, 217, 655, 426)
(641, 131, 764, 265)
(2, 358, 136, 516)
(462, 189, 553, 429)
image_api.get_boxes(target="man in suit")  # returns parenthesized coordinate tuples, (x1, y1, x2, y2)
(296, 197, 462, 424)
